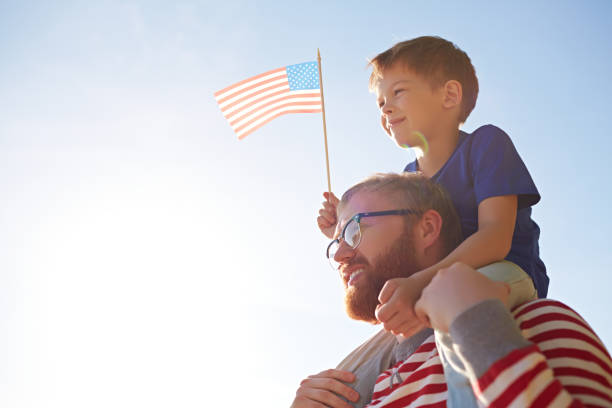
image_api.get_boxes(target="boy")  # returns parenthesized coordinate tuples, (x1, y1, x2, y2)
(317, 36, 548, 406)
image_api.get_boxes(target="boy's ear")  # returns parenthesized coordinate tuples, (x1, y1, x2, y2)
(380, 114, 392, 136)
(442, 80, 462, 109)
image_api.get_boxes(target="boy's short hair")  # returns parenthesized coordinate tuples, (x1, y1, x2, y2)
(339, 172, 463, 256)
(368, 36, 479, 124)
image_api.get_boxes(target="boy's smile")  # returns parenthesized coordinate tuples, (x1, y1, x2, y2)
(374, 63, 446, 150)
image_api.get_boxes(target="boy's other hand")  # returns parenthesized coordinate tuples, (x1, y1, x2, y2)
(375, 275, 428, 338)
(317, 192, 339, 239)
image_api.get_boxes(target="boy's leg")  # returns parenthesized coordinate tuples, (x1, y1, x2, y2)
(437, 261, 537, 408)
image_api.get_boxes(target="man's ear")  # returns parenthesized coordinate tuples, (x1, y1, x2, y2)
(414, 209, 443, 252)
(442, 80, 462, 109)
(380, 114, 392, 137)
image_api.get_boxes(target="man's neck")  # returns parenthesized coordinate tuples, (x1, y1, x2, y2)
(416, 126, 461, 178)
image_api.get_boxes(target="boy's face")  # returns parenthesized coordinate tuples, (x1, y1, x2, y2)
(374, 63, 446, 150)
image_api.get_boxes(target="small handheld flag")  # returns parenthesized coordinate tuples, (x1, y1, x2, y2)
(214, 61, 323, 140)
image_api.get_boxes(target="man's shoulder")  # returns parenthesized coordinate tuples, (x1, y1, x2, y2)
(336, 329, 397, 371)
(510, 298, 597, 338)
(511, 298, 580, 318)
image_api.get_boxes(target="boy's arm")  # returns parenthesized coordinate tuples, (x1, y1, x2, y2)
(376, 195, 517, 336)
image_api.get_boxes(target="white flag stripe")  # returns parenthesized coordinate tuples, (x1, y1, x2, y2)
(223, 87, 318, 120)
(214, 69, 286, 102)
(222, 84, 290, 118)
(234, 103, 322, 136)
(217, 77, 288, 110)
(230, 95, 322, 128)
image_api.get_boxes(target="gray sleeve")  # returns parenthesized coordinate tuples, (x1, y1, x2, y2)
(449, 299, 531, 379)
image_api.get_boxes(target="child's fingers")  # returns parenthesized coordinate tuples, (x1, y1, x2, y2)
(378, 279, 400, 304)
(321, 200, 337, 213)
(318, 207, 336, 223)
(374, 300, 397, 324)
(323, 191, 340, 205)
(317, 215, 334, 229)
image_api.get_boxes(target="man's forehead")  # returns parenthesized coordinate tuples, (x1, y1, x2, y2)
(337, 191, 389, 224)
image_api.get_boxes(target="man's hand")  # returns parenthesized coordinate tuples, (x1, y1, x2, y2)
(290, 369, 359, 408)
(375, 275, 428, 337)
(414, 262, 510, 333)
(317, 192, 340, 239)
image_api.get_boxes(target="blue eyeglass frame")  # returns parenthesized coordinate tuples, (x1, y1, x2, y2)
(326, 209, 418, 264)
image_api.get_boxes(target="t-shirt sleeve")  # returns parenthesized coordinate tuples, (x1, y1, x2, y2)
(470, 125, 540, 209)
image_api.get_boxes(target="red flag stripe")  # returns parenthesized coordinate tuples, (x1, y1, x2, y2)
(236, 109, 322, 140)
(217, 76, 288, 109)
(213, 67, 285, 98)
(233, 101, 322, 134)
(229, 93, 321, 126)
(222, 87, 289, 119)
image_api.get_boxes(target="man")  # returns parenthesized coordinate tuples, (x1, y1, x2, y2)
(292, 173, 612, 408)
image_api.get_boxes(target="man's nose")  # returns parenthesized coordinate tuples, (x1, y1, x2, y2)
(333, 239, 355, 265)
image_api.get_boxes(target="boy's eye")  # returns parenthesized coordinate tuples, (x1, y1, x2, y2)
(394, 89, 405, 96)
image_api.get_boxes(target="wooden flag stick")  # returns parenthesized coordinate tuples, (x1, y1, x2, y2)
(317, 49, 332, 194)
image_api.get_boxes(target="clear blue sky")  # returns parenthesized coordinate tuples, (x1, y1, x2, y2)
(1, 1, 611, 406)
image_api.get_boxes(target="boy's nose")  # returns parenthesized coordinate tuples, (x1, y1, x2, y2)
(381, 99, 394, 114)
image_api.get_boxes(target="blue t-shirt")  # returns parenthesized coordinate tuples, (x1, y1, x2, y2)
(404, 125, 549, 297)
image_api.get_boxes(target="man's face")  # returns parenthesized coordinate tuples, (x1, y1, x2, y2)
(374, 62, 445, 150)
(334, 191, 421, 323)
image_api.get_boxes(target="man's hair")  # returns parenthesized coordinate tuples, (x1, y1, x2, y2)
(368, 36, 479, 124)
(339, 172, 463, 256)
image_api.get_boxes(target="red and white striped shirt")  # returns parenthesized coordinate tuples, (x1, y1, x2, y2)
(366, 299, 612, 407)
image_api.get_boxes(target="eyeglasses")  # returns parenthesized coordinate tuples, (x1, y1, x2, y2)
(326, 209, 417, 270)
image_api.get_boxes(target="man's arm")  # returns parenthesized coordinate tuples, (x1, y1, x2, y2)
(415, 263, 612, 407)
(290, 369, 359, 408)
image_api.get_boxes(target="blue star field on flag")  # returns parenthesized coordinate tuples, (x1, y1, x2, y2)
(287, 62, 320, 91)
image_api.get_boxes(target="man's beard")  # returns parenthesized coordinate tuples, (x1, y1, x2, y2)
(344, 229, 419, 323)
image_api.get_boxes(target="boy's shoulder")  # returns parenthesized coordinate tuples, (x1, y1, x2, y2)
(469, 124, 510, 140)
(463, 124, 514, 151)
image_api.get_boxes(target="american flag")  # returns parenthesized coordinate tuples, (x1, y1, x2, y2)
(214, 61, 323, 139)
